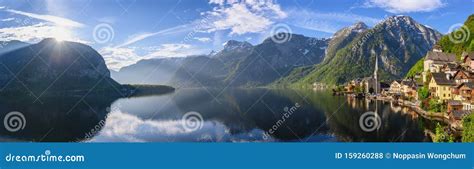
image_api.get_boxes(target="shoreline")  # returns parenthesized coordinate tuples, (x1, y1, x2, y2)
(340, 92, 461, 129)
(366, 95, 463, 132)
(337, 89, 465, 141)
(344, 93, 464, 141)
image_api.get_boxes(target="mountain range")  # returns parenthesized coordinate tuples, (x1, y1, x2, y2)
(277, 15, 442, 86)
(0, 40, 30, 55)
(112, 34, 330, 87)
(113, 15, 442, 87)
(0, 38, 122, 96)
(0, 15, 454, 90)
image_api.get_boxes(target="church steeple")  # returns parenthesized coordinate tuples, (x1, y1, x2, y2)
(373, 55, 379, 95)
(374, 55, 378, 77)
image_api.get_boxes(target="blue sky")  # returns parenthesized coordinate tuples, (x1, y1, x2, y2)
(0, 0, 473, 70)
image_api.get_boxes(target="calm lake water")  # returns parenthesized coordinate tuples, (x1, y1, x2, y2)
(0, 88, 433, 142)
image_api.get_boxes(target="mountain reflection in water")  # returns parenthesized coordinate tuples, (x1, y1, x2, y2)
(0, 89, 432, 142)
(0, 95, 113, 142)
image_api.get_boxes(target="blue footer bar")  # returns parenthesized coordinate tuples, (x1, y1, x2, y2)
(0, 143, 472, 169)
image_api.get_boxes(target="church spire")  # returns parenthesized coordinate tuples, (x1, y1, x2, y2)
(374, 55, 378, 95)
(374, 55, 378, 78)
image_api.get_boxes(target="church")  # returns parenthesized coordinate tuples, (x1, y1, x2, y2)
(362, 55, 381, 95)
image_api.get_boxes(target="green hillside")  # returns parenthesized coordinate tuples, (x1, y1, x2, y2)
(405, 58, 424, 78)
(404, 14, 474, 78)
(437, 14, 474, 58)
(283, 16, 441, 86)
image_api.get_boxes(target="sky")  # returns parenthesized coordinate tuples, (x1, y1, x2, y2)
(0, 0, 473, 71)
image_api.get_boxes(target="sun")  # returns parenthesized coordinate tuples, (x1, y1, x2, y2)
(52, 27, 73, 42)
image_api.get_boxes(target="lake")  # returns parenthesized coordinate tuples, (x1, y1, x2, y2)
(0, 88, 433, 142)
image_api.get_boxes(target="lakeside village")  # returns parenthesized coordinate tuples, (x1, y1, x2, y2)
(329, 46, 473, 142)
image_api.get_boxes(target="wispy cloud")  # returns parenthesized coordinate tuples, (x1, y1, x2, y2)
(0, 7, 87, 43)
(106, 22, 206, 70)
(202, 0, 287, 35)
(144, 43, 207, 58)
(5, 9, 84, 27)
(97, 16, 118, 24)
(194, 37, 212, 42)
(115, 24, 193, 48)
(116, 32, 158, 48)
(1, 18, 15, 22)
(101, 43, 209, 71)
(100, 47, 142, 71)
(114, 0, 287, 48)
(363, 0, 446, 13)
(0, 22, 87, 43)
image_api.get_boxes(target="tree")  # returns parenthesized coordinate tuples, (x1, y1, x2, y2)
(424, 73, 432, 87)
(434, 123, 448, 142)
(429, 99, 444, 113)
(462, 113, 474, 142)
(418, 86, 429, 100)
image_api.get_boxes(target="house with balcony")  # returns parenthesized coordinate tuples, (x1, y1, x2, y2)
(423, 49, 457, 82)
(449, 110, 471, 121)
(344, 79, 362, 93)
(429, 72, 455, 101)
(441, 63, 462, 76)
(451, 82, 474, 110)
(447, 100, 463, 113)
(453, 70, 474, 84)
(424, 51, 457, 73)
(388, 80, 402, 95)
(401, 79, 419, 100)
(462, 51, 474, 70)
